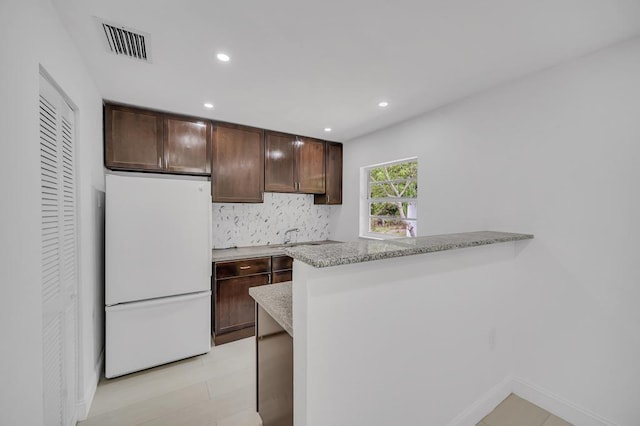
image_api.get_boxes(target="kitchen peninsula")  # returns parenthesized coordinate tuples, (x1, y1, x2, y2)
(251, 231, 533, 426)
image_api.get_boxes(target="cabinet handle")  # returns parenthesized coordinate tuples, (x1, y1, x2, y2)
(327, 194, 330, 203)
(240, 266, 251, 270)
(268, 274, 272, 284)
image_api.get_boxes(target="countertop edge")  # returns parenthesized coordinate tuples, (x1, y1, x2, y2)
(212, 240, 341, 262)
(285, 231, 534, 268)
(249, 282, 293, 337)
(212, 248, 286, 263)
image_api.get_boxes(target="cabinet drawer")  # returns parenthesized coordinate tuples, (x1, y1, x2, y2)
(216, 257, 271, 279)
(272, 255, 293, 272)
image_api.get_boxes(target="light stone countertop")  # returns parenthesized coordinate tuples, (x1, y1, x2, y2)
(284, 231, 533, 268)
(248, 281, 292, 337)
(245, 231, 533, 338)
(211, 240, 340, 262)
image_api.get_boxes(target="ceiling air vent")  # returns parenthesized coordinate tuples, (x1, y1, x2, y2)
(97, 18, 152, 62)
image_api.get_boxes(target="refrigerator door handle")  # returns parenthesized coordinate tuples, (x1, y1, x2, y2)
(106, 291, 212, 312)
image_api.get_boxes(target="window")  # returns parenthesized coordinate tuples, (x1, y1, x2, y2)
(360, 158, 418, 239)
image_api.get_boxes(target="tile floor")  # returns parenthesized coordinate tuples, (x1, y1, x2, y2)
(80, 337, 571, 426)
(478, 394, 572, 426)
(79, 337, 260, 426)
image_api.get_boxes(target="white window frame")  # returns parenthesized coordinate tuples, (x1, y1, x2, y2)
(359, 157, 418, 240)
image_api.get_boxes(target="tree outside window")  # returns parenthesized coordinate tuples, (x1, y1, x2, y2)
(366, 159, 417, 238)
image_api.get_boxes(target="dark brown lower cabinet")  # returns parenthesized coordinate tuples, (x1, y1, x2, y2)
(272, 270, 292, 283)
(213, 255, 293, 345)
(214, 273, 270, 345)
(215, 274, 270, 335)
(272, 255, 293, 284)
(257, 304, 293, 426)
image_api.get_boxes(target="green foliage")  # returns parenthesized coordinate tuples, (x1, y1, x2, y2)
(370, 201, 417, 217)
(370, 219, 409, 237)
(370, 202, 399, 216)
(368, 161, 418, 237)
(369, 161, 417, 200)
(369, 161, 417, 183)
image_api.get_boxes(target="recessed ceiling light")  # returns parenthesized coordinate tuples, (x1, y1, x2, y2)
(378, 101, 389, 108)
(204, 103, 214, 109)
(216, 53, 230, 62)
(324, 127, 332, 132)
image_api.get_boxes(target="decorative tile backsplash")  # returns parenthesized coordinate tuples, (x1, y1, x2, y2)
(212, 192, 336, 248)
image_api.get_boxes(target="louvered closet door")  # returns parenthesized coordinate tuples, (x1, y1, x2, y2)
(40, 74, 77, 426)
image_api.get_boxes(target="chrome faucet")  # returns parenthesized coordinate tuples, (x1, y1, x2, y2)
(283, 228, 300, 244)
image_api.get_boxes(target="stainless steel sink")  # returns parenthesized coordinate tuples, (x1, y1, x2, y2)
(283, 242, 322, 247)
(282, 240, 340, 248)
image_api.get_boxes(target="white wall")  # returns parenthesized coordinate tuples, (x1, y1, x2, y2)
(0, 0, 104, 423)
(333, 37, 640, 424)
(293, 242, 525, 426)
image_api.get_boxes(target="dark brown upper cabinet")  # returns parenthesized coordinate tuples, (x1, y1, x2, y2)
(104, 103, 211, 175)
(265, 131, 325, 194)
(104, 102, 341, 202)
(264, 132, 296, 192)
(314, 142, 343, 205)
(211, 123, 265, 203)
(297, 137, 326, 193)
(105, 104, 164, 171)
(164, 115, 211, 174)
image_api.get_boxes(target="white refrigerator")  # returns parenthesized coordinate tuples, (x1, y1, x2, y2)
(105, 174, 212, 378)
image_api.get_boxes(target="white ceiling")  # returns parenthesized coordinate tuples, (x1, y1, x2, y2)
(53, 0, 640, 141)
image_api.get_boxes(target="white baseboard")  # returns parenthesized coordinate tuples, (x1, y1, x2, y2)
(449, 375, 618, 426)
(448, 376, 513, 426)
(76, 349, 104, 421)
(511, 377, 618, 426)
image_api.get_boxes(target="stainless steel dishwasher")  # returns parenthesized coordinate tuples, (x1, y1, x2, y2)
(256, 304, 293, 426)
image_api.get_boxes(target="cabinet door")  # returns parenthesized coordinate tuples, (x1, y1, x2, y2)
(164, 115, 211, 175)
(297, 138, 325, 194)
(272, 270, 292, 283)
(215, 274, 270, 335)
(272, 255, 293, 272)
(212, 123, 264, 202)
(315, 142, 342, 204)
(272, 255, 292, 283)
(104, 104, 163, 171)
(265, 131, 296, 193)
